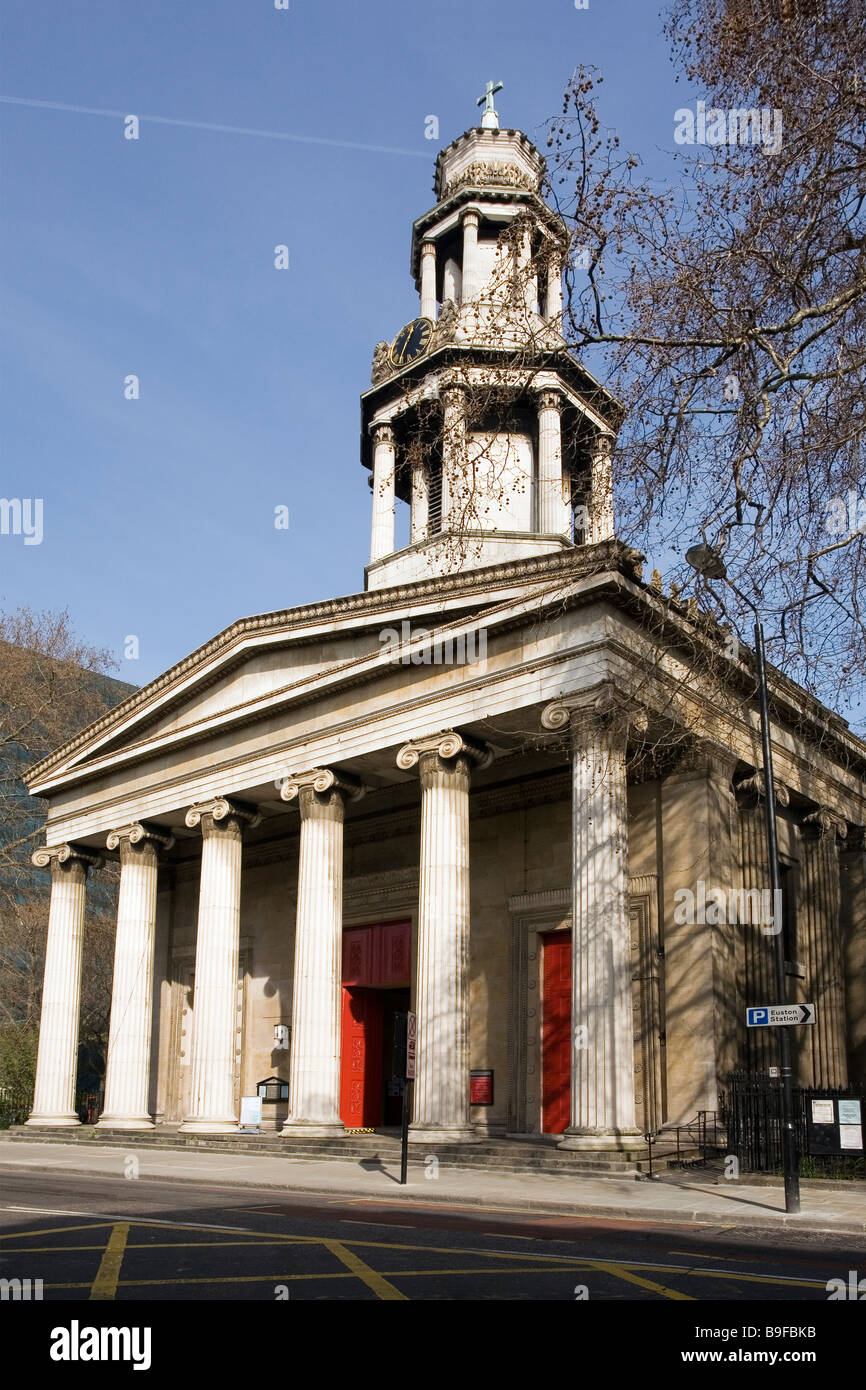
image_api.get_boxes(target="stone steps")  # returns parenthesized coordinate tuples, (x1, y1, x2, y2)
(8, 1125, 708, 1177)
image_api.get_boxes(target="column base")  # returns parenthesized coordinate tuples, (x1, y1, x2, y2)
(178, 1117, 238, 1134)
(281, 1119, 345, 1139)
(557, 1127, 647, 1154)
(26, 1114, 81, 1128)
(407, 1123, 480, 1145)
(96, 1116, 155, 1131)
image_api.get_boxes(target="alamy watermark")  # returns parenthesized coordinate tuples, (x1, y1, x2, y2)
(1, 1277, 43, 1300)
(673, 880, 782, 935)
(825, 488, 866, 537)
(379, 620, 487, 668)
(674, 101, 783, 155)
(0, 497, 43, 545)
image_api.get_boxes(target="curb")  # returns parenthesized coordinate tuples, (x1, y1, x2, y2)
(1, 1151, 863, 1236)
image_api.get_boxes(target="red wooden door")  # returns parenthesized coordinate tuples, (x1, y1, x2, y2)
(340, 987, 383, 1128)
(541, 931, 572, 1134)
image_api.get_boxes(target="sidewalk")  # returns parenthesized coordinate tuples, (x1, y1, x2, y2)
(1, 1135, 863, 1234)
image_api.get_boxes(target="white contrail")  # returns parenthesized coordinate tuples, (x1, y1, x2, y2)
(0, 93, 430, 159)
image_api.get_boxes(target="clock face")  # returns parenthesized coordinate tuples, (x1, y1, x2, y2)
(390, 317, 433, 367)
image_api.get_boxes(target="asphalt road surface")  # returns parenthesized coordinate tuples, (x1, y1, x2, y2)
(1, 1166, 863, 1302)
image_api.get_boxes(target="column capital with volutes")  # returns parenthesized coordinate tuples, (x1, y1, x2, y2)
(371, 420, 395, 446)
(734, 770, 790, 809)
(279, 766, 364, 810)
(541, 684, 648, 742)
(184, 796, 261, 835)
(534, 386, 564, 413)
(106, 821, 175, 858)
(801, 807, 848, 844)
(397, 729, 492, 775)
(31, 842, 102, 873)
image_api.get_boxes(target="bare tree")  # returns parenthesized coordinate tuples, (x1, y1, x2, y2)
(0, 607, 130, 1117)
(541, 0, 865, 726)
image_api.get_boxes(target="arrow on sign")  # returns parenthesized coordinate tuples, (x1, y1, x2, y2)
(798, 1004, 814, 1025)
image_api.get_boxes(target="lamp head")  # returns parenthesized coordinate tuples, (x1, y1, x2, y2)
(685, 542, 727, 580)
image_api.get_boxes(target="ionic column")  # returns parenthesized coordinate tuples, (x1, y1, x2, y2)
(461, 211, 480, 301)
(520, 225, 537, 314)
(536, 389, 571, 537)
(397, 731, 491, 1143)
(411, 457, 429, 543)
(369, 423, 396, 563)
(546, 250, 563, 325)
(28, 843, 101, 1126)
(441, 384, 467, 530)
(840, 826, 866, 1080)
(281, 768, 362, 1135)
(180, 797, 259, 1133)
(541, 689, 645, 1151)
(98, 822, 174, 1130)
(420, 240, 437, 321)
(588, 434, 615, 543)
(799, 809, 848, 1088)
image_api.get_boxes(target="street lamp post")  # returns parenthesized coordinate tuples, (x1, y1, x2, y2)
(685, 542, 801, 1214)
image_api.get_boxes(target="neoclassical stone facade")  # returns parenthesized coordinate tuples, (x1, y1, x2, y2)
(26, 111, 866, 1155)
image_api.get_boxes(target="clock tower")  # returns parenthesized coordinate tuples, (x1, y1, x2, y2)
(361, 89, 622, 591)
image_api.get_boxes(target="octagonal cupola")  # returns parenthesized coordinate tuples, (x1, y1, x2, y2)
(361, 88, 623, 593)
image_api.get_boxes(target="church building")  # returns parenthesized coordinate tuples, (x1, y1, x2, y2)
(25, 95, 866, 1162)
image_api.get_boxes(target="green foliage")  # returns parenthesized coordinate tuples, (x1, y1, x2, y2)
(0, 1023, 38, 1127)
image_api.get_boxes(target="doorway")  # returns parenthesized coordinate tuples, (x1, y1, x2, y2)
(339, 921, 411, 1130)
(541, 931, 571, 1134)
(539, 904, 663, 1136)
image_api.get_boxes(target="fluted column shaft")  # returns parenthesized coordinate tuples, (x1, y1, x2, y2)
(28, 847, 97, 1126)
(520, 226, 537, 314)
(99, 826, 171, 1130)
(840, 827, 866, 1081)
(181, 800, 256, 1133)
(540, 694, 643, 1152)
(420, 240, 437, 321)
(567, 710, 637, 1142)
(284, 780, 348, 1135)
(369, 424, 395, 563)
(461, 211, 479, 301)
(413, 751, 473, 1140)
(536, 390, 570, 536)
(411, 458, 429, 543)
(800, 815, 848, 1087)
(588, 436, 615, 543)
(441, 386, 466, 530)
(546, 252, 563, 324)
(396, 732, 489, 1144)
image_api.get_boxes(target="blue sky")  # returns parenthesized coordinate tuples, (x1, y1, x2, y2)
(1, 1, 684, 685)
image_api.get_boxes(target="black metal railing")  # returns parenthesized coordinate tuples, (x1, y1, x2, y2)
(722, 1071, 866, 1175)
(643, 1111, 721, 1176)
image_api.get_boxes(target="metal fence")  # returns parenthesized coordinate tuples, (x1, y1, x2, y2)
(722, 1071, 866, 1174)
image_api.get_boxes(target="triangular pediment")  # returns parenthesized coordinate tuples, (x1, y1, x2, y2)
(28, 551, 611, 796)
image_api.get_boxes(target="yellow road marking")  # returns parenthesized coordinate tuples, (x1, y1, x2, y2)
(41, 1264, 592, 1290)
(669, 1250, 726, 1258)
(89, 1223, 130, 1301)
(589, 1261, 696, 1300)
(0, 1221, 114, 1241)
(0, 1216, 832, 1295)
(321, 1238, 408, 1300)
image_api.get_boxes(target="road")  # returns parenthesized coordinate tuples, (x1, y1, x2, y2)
(1, 1166, 863, 1302)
